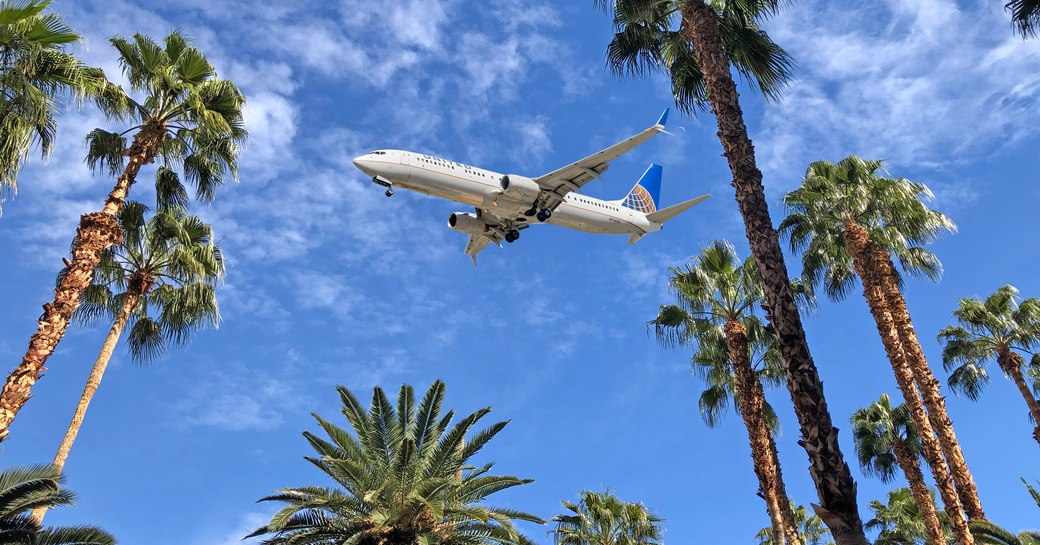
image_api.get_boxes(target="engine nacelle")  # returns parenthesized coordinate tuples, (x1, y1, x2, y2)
(499, 174, 541, 201)
(448, 212, 489, 235)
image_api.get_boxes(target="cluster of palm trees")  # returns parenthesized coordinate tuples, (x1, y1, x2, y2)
(2, 0, 1040, 544)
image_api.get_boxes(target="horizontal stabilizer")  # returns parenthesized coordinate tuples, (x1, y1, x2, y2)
(646, 194, 710, 224)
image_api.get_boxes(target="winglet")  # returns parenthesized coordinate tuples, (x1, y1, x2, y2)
(656, 108, 670, 127)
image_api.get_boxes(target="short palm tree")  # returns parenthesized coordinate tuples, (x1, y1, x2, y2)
(781, 156, 984, 529)
(651, 240, 801, 545)
(971, 523, 1040, 545)
(0, 465, 115, 545)
(596, 3, 867, 540)
(32, 200, 222, 523)
(756, 501, 834, 545)
(249, 381, 542, 545)
(851, 395, 946, 545)
(0, 31, 245, 442)
(551, 490, 662, 545)
(1006, 1, 1040, 38)
(0, 0, 111, 207)
(939, 285, 1040, 446)
(866, 488, 950, 545)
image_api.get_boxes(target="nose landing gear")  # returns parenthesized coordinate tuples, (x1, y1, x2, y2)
(371, 176, 393, 197)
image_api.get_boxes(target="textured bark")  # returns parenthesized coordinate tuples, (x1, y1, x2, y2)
(871, 249, 985, 521)
(724, 319, 799, 545)
(843, 221, 973, 545)
(680, 3, 867, 543)
(892, 440, 946, 545)
(32, 290, 143, 525)
(768, 432, 803, 545)
(997, 351, 1040, 447)
(0, 122, 165, 443)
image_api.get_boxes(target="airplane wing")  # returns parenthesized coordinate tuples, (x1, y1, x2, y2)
(534, 109, 669, 211)
(463, 209, 530, 264)
(464, 234, 496, 264)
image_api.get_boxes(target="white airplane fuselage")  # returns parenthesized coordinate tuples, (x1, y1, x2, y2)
(353, 150, 659, 237)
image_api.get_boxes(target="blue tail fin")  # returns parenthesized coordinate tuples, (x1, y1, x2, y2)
(621, 163, 663, 214)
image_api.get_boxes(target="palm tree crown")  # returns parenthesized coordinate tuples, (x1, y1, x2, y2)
(0, 465, 115, 545)
(75, 201, 223, 361)
(781, 156, 955, 301)
(866, 488, 950, 545)
(938, 285, 1040, 401)
(551, 490, 663, 545)
(249, 381, 542, 545)
(1006, 1, 1040, 38)
(86, 31, 246, 208)
(596, 0, 794, 113)
(755, 502, 834, 545)
(0, 0, 108, 207)
(850, 394, 920, 483)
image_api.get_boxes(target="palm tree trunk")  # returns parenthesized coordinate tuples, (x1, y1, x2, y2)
(0, 122, 164, 443)
(842, 220, 973, 545)
(768, 432, 803, 545)
(997, 351, 1040, 447)
(870, 248, 986, 520)
(724, 319, 798, 545)
(31, 292, 141, 524)
(680, 3, 867, 543)
(891, 439, 946, 545)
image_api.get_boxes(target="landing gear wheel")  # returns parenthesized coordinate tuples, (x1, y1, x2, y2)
(505, 229, 520, 243)
(385, 189, 394, 197)
(536, 208, 552, 222)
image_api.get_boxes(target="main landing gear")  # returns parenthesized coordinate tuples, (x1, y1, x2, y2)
(504, 229, 521, 243)
(371, 176, 393, 197)
(525, 205, 553, 222)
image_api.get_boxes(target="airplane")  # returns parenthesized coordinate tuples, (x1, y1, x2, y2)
(351, 109, 710, 263)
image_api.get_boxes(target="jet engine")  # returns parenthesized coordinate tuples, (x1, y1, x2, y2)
(499, 175, 541, 201)
(448, 212, 489, 235)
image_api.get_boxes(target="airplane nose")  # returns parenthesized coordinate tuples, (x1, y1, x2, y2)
(353, 156, 373, 174)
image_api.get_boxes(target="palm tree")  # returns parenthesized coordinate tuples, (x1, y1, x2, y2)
(756, 501, 834, 545)
(0, 31, 245, 442)
(31, 200, 222, 523)
(595, 3, 867, 541)
(971, 523, 1040, 545)
(0, 465, 115, 545)
(551, 490, 663, 545)
(0, 0, 111, 207)
(781, 156, 984, 531)
(939, 285, 1040, 446)
(866, 488, 950, 545)
(851, 395, 946, 545)
(248, 381, 542, 545)
(1006, 1, 1040, 38)
(650, 240, 801, 545)
(1024, 479, 1040, 510)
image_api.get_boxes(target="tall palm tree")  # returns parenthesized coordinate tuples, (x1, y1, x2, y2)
(781, 156, 984, 531)
(595, 3, 867, 541)
(1006, 1, 1040, 38)
(551, 490, 663, 545)
(0, 465, 115, 545)
(31, 201, 222, 523)
(0, 0, 111, 207)
(851, 395, 946, 545)
(248, 381, 542, 545)
(866, 488, 950, 545)
(650, 240, 802, 545)
(939, 285, 1040, 446)
(0, 31, 245, 442)
(756, 501, 834, 545)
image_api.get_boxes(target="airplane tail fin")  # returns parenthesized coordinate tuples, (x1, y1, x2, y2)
(620, 163, 663, 214)
(646, 194, 711, 224)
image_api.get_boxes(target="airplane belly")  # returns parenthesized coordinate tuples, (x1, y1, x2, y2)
(400, 168, 485, 207)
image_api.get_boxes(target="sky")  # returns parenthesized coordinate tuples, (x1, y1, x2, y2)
(0, 0, 1039, 544)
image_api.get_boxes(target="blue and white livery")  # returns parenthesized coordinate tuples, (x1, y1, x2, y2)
(352, 110, 709, 263)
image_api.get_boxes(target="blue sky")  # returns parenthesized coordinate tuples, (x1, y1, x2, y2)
(1, 0, 1039, 543)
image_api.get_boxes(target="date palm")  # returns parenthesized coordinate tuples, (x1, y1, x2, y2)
(32, 200, 222, 523)
(595, 2, 867, 540)
(650, 240, 801, 545)
(1006, 1, 1040, 38)
(0, 465, 115, 545)
(851, 395, 946, 545)
(0, 0, 112, 207)
(866, 488, 950, 545)
(781, 156, 984, 534)
(248, 381, 542, 545)
(939, 285, 1040, 446)
(756, 502, 834, 545)
(551, 490, 662, 545)
(0, 31, 245, 442)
